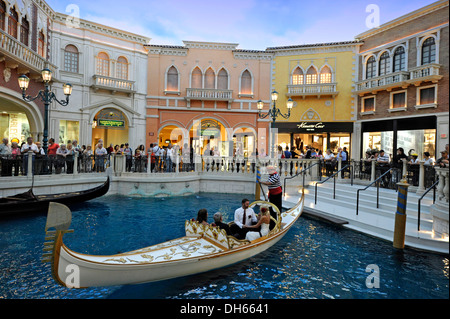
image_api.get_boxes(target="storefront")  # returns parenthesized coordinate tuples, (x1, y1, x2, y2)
(360, 115, 437, 160)
(272, 122, 354, 156)
(91, 108, 129, 147)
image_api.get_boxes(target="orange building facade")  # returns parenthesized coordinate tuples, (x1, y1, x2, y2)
(146, 41, 272, 157)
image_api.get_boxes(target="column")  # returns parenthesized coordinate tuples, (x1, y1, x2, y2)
(416, 161, 425, 194)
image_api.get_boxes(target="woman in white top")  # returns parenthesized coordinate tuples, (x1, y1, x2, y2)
(423, 152, 434, 166)
(244, 207, 271, 241)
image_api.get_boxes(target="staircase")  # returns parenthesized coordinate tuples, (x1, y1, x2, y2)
(281, 180, 448, 254)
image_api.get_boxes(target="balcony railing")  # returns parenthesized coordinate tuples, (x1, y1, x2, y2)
(408, 63, 442, 84)
(91, 75, 135, 94)
(185, 88, 233, 101)
(286, 83, 338, 98)
(355, 71, 409, 94)
(0, 29, 57, 74)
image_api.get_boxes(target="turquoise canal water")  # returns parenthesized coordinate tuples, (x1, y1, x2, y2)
(0, 193, 448, 299)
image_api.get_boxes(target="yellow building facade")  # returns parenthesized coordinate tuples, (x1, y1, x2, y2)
(267, 41, 362, 157)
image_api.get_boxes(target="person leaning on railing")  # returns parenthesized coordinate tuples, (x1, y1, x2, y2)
(0, 138, 11, 176)
(376, 150, 391, 187)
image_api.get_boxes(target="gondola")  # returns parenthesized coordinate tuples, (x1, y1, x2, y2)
(0, 177, 109, 216)
(42, 189, 304, 288)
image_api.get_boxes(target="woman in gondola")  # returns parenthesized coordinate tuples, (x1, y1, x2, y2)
(244, 207, 270, 241)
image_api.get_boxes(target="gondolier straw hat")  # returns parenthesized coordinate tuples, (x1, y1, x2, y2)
(266, 165, 277, 174)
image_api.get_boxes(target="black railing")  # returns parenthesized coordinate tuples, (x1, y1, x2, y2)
(314, 164, 353, 205)
(417, 179, 438, 231)
(283, 161, 321, 197)
(356, 168, 392, 216)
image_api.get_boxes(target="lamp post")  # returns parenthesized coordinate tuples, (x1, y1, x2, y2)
(257, 91, 294, 158)
(18, 69, 72, 154)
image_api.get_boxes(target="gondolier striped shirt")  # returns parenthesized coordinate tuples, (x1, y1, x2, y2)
(267, 173, 282, 195)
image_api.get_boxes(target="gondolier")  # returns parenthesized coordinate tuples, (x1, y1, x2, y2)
(260, 166, 282, 229)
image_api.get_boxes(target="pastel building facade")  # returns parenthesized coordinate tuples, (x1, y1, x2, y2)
(49, 12, 150, 149)
(146, 41, 272, 157)
(267, 41, 362, 157)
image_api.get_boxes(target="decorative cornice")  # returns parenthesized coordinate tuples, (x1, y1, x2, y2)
(233, 50, 273, 60)
(182, 41, 239, 50)
(52, 13, 150, 44)
(268, 42, 363, 56)
(145, 45, 188, 56)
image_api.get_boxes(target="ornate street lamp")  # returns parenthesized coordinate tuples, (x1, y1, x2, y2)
(256, 90, 293, 124)
(18, 69, 72, 154)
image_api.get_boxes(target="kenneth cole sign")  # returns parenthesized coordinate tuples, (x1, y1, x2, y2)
(297, 122, 326, 131)
(272, 122, 353, 133)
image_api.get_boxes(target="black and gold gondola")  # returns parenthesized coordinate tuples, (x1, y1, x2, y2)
(0, 177, 109, 216)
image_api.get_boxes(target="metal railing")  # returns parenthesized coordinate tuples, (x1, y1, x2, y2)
(417, 179, 438, 231)
(356, 168, 393, 215)
(283, 161, 321, 197)
(314, 164, 353, 204)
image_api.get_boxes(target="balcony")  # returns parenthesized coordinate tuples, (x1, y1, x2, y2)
(185, 88, 233, 102)
(355, 71, 410, 95)
(286, 83, 338, 98)
(91, 75, 135, 95)
(0, 29, 57, 76)
(407, 63, 442, 86)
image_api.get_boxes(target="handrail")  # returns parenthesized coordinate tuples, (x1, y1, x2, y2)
(417, 179, 438, 231)
(356, 168, 392, 215)
(283, 161, 321, 197)
(314, 164, 353, 204)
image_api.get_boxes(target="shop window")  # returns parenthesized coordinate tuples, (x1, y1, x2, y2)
(0, 112, 30, 143)
(0, 1, 6, 31)
(205, 68, 215, 89)
(8, 6, 18, 38)
(292, 67, 304, 85)
(421, 37, 436, 65)
(64, 45, 79, 73)
(378, 51, 390, 76)
(217, 68, 228, 90)
(20, 17, 29, 46)
(166, 66, 179, 92)
(319, 66, 332, 83)
(306, 66, 317, 84)
(116, 56, 128, 80)
(240, 70, 252, 95)
(393, 47, 406, 72)
(59, 120, 80, 144)
(362, 96, 375, 113)
(96, 52, 110, 76)
(365, 56, 376, 79)
(191, 67, 202, 88)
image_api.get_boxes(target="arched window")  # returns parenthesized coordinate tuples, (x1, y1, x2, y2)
(240, 70, 252, 95)
(378, 51, 390, 76)
(166, 66, 178, 91)
(306, 66, 317, 84)
(38, 31, 45, 57)
(20, 17, 29, 46)
(292, 67, 304, 85)
(64, 45, 79, 73)
(191, 67, 202, 88)
(96, 52, 110, 76)
(393, 47, 406, 72)
(319, 65, 332, 83)
(116, 56, 128, 80)
(421, 37, 436, 65)
(205, 68, 215, 89)
(217, 68, 228, 90)
(0, 1, 6, 31)
(8, 6, 18, 38)
(366, 56, 376, 79)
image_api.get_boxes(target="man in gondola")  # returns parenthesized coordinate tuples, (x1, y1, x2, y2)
(230, 198, 258, 239)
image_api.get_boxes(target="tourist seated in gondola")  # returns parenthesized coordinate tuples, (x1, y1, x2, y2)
(244, 207, 270, 241)
(213, 212, 231, 235)
(230, 198, 258, 239)
(196, 208, 209, 226)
